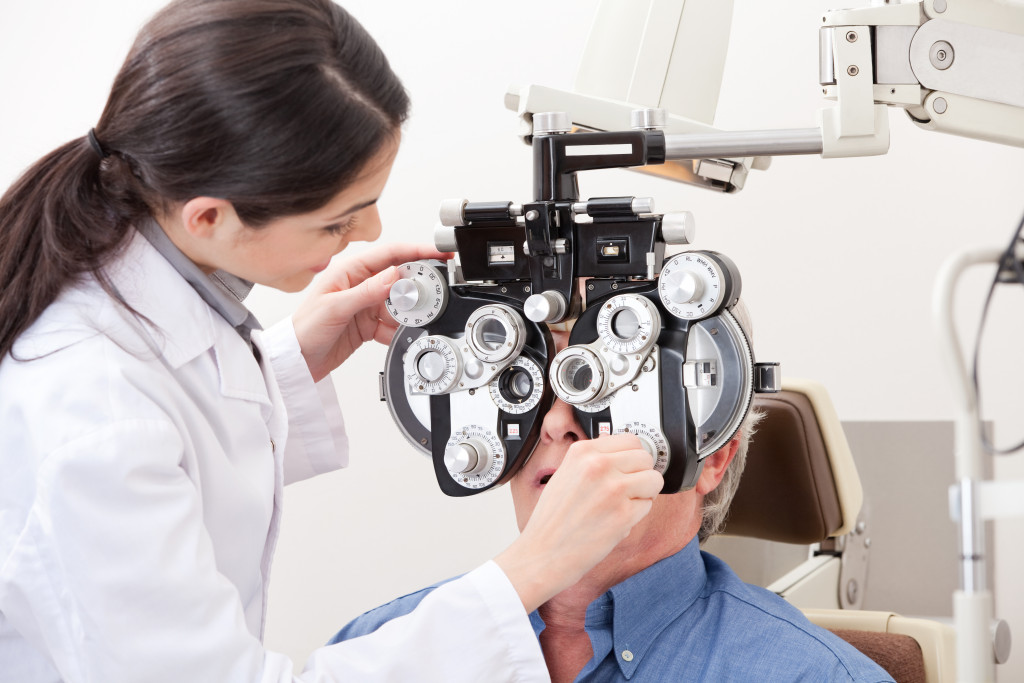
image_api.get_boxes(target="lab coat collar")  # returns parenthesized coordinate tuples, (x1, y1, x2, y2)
(137, 219, 262, 343)
(106, 229, 271, 406)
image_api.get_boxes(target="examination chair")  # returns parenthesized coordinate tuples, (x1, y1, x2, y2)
(713, 378, 957, 683)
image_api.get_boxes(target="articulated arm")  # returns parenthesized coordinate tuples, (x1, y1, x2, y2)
(820, 0, 1024, 155)
(507, 0, 1024, 189)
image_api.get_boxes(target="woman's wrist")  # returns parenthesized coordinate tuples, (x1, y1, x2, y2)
(493, 537, 572, 614)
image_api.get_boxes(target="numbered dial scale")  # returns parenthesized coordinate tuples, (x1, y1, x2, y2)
(443, 425, 506, 489)
(386, 261, 449, 327)
(616, 421, 671, 474)
(658, 251, 742, 320)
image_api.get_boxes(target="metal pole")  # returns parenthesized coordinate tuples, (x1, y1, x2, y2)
(663, 128, 824, 159)
(934, 247, 1003, 683)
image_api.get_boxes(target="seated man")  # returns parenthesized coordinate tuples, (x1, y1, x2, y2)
(331, 304, 893, 682)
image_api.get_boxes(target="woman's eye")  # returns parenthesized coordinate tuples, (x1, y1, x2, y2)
(325, 217, 356, 236)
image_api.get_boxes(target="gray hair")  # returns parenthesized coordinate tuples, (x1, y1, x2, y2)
(698, 299, 764, 544)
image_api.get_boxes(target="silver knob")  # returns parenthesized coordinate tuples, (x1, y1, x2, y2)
(416, 350, 447, 382)
(664, 271, 703, 305)
(444, 440, 489, 475)
(389, 278, 422, 312)
(631, 108, 667, 130)
(434, 223, 458, 252)
(609, 354, 630, 375)
(463, 358, 485, 380)
(524, 291, 568, 323)
(635, 435, 659, 467)
(661, 212, 696, 245)
(533, 112, 572, 136)
(439, 198, 468, 227)
(631, 197, 655, 214)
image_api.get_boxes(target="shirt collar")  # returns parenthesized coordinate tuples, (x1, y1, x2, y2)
(137, 219, 262, 342)
(529, 537, 707, 680)
(605, 537, 707, 677)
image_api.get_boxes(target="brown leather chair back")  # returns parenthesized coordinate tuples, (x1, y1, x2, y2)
(720, 379, 862, 543)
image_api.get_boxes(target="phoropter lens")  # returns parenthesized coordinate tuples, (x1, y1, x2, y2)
(610, 308, 640, 340)
(475, 317, 507, 352)
(500, 366, 534, 403)
(561, 357, 594, 392)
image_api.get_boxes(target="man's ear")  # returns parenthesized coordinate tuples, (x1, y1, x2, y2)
(179, 197, 237, 239)
(695, 431, 741, 496)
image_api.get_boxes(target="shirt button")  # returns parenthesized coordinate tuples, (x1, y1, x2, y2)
(621, 650, 634, 662)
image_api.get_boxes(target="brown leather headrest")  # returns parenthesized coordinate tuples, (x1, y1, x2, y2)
(829, 629, 926, 683)
(721, 390, 844, 544)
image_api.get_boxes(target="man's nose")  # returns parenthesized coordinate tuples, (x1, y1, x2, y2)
(539, 397, 585, 444)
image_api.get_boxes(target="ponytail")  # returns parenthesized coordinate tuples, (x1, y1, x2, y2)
(0, 136, 148, 360)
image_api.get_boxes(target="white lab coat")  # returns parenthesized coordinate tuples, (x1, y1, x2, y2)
(0, 231, 548, 682)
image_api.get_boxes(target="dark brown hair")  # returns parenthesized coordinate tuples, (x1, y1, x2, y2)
(0, 0, 409, 361)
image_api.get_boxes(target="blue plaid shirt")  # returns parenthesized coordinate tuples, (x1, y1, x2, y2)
(330, 537, 893, 682)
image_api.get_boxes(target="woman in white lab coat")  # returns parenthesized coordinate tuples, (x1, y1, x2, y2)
(0, 1, 663, 681)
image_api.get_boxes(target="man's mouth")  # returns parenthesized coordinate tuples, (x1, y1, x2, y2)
(536, 468, 556, 486)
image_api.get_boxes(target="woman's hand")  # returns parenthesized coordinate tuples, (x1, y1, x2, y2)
(292, 243, 448, 382)
(494, 434, 664, 613)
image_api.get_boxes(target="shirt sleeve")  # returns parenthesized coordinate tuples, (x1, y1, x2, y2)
(256, 318, 349, 485)
(0, 420, 548, 683)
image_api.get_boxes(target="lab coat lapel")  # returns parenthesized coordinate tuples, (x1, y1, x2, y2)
(110, 231, 273, 413)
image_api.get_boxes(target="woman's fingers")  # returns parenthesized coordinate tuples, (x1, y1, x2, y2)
(322, 243, 450, 290)
(494, 438, 663, 612)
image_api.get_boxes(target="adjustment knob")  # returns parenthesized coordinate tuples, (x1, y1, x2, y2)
(389, 278, 422, 312)
(405, 336, 462, 394)
(439, 198, 468, 227)
(658, 251, 740, 320)
(616, 422, 670, 474)
(635, 435, 659, 467)
(663, 270, 703, 305)
(631, 107, 667, 131)
(533, 112, 572, 135)
(386, 261, 448, 327)
(595, 294, 661, 356)
(444, 438, 491, 475)
(524, 291, 568, 323)
(434, 223, 458, 252)
(660, 212, 696, 245)
(609, 354, 630, 375)
(415, 349, 448, 382)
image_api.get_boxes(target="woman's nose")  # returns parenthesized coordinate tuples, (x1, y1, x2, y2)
(352, 205, 383, 243)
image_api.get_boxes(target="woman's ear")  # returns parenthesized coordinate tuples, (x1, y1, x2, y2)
(695, 432, 741, 496)
(179, 197, 238, 238)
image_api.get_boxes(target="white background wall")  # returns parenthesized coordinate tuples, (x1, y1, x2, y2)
(2, 0, 1022, 678)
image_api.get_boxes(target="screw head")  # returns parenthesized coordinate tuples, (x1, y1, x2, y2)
(929, 40, 955, 70)
(846, 31, 858, 42)
(847, 65, 860, 77)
